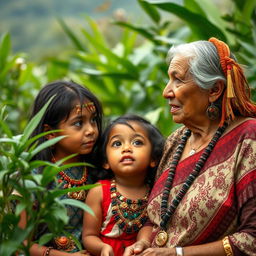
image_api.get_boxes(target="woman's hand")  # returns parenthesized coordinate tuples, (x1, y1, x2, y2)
(123, 239, 150, 256)
(100, 243, 114, 256)
(133, 248, 175, 256)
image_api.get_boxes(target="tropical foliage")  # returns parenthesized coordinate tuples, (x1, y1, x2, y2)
(0, 0, 255, 255)
(0, 100, 95, 255)
(1, 0, 256, 136)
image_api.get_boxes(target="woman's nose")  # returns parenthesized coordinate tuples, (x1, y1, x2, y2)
(163, 81, 174, 99)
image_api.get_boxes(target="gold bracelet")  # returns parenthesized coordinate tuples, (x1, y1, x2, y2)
(222, 236, 233, 256)
(43, 246, 53, 256)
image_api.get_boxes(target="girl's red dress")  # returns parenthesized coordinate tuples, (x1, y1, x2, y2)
(99, 179, 137, 255)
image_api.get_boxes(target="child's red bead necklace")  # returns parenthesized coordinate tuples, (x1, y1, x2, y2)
(58, 170, 87, 185)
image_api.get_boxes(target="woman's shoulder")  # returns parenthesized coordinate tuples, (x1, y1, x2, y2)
(225, 117, 256, 135)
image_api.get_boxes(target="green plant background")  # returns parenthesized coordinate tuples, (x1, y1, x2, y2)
(1, 0, 256, 255)
(1, 0, 255, 137)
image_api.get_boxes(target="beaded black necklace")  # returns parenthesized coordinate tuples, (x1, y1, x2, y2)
(155, 123, 227, 247)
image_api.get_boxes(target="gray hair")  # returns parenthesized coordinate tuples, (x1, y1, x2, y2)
(167, 40, 236, 90)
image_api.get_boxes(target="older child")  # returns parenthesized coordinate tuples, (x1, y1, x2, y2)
(19, 80, 103, 256)
(83, 114, 164, 256)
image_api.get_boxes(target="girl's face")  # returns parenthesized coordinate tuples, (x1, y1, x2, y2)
(103, 122, 155, 179)
(52, 100, 99, 162)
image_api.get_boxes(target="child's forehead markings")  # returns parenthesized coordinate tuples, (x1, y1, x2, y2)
(75, 102, 96, 115)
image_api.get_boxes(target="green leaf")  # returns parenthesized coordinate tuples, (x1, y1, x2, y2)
(144, 1, 227, 41)
(50, 184, 98, 198)
(29, 160, 53, 171)
(38, 233, 54, 245)
(80, 68, 137, 80)
(58, 18, 87, 52)
(41, 162, 90, 186)
(49, 204, 69, 224)
(0, 33, 11, 71)
(80, 29, 139, 76)
(237, 40, 256, 57)
(144, 107, 163, 125)
(21, 95, 55, 144)
(114, 21, 158, 43)
(233, 0, 244, 10)
(63, 230, 82, 250)
(138, 0, 161, 24)
(183, 0, 206, 16)
(61, 198, 95, 216)
(242, 0, 256, 24)
(0, 170, 8, 183)
(0, 56, 17, 81)
(0, 225, 33, 256)
(15, 201, 27, 216)
(0, 105, 7, 120)
(53, 154, 85, 166)
(188, 0, 228, 36)
(24, 129, 62, 151)
(0, 137, 19, 144)
(0, 118, 13, 139)
(29, 135, 66, 158)
(85, 16, 108, 47)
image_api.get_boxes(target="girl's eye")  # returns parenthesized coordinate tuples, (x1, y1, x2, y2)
(111, 141, 122, 147)
(132, 139, 144, 146)
(91, 116, 97, 124)
(73, 120, 83, 127)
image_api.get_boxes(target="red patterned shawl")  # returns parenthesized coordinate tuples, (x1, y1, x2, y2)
(147, 119, 256, 255)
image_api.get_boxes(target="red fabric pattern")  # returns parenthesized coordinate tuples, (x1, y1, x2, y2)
(147, 119, 256, 255)
(99, 180, 137, 255)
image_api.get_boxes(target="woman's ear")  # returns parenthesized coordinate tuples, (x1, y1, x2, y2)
(43, 124, 56, 140)
(209, 81, 225, 102)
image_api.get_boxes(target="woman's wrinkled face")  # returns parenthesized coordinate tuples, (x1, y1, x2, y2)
(163, 55, 209, 127)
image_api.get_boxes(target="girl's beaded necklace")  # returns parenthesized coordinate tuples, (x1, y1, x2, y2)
(52, 156, 88, 201)
(155, 123, 227, 247)
(57, 166, 88, 201)
(110, 179, 149, 234)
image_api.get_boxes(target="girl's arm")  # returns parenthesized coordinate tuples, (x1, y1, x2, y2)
(19, 209, 87, 255)
(82, 184, 113, 256)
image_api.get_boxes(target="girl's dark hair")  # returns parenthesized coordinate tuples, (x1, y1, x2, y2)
(99, 114, 165, 188)
(30, 80, 103, 167)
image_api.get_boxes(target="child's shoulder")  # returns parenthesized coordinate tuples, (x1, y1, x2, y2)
(87, 179, 111, 196)
(98, 179, 112, 185)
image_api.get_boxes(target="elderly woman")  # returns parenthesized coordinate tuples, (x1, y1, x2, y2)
(124, 38, 256, 256)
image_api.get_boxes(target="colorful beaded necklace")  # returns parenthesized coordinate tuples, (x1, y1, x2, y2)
(57, 167, 87, 201)
(155, 123, 227, 247)
(110, 179, 149, 234)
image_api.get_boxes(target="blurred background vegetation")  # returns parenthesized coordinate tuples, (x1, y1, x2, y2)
(1, 0, 255, 136)
(1, 0, 256, 255)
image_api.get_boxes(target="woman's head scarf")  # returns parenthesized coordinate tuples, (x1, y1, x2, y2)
(209, 37, 256, 126)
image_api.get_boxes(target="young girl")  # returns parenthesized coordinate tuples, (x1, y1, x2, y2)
(19, 80, 103, 256)
(82, 114, 164, 256)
